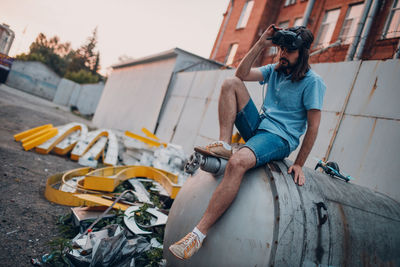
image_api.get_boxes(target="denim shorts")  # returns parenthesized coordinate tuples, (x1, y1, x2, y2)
(234, 98, 290, 168)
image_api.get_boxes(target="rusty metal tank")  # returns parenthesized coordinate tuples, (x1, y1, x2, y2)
(164, 160, 400, 266)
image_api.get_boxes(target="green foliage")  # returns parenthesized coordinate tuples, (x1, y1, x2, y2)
(46, 237, 73, 266)
(64, 69, 99, 84)
(135, 248, 164, 267)
(15, 29, 103, 83)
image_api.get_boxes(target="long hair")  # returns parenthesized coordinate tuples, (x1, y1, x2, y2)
(275, 27, 314, 82)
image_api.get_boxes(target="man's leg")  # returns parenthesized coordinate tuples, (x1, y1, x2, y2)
(196, 147, 256, 234)
(169, 148, 256, 259)
(218, 77, 251, 144)
(194, 77, 252, 159)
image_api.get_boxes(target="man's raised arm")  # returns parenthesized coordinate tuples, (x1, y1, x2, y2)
(235, 24, 278, 81)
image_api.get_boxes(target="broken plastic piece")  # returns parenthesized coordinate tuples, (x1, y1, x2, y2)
(125, 130, 167, 147)
(124, 206, 152, 235)
(35, 123, 86, 154)
(20, 127, 58, 151)
(70, 129, 109, 160)
(127, 179, 151, 204)
(14, 124, 53, 141)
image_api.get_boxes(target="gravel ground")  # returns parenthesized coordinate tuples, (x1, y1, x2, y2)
(0, 84, 94, 266)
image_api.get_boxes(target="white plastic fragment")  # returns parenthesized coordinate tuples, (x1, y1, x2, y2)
(128, 179, 151, 204)
(124, 206, 152, 235)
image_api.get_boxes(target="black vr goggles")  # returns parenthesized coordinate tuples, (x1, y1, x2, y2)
(268, 26, 310, 51)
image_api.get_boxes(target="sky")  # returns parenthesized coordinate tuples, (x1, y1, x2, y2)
(2, 0, 230, 75)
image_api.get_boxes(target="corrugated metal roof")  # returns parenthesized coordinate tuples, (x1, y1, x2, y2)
(112, 47, 224, 69)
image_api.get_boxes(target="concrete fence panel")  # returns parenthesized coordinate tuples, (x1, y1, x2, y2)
(6, 61, 60, 100)
(53, 78, 80, 106)
(156, 59, 399, 202)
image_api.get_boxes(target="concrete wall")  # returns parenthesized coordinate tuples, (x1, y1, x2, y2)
(93, 57, 177, 133)
(6, 61, 104, 115)
(54, 79, 104, 115)
(75, 83, 104, 115)
(53, 78, 79, 106)
(6, 60, 60, 100)
(155, 59, 400, 202)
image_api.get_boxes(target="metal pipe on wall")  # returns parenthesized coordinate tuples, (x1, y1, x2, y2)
(302, 0, 316, 27)
(345, 0, 373, 61)
(355, 0, 380, 60)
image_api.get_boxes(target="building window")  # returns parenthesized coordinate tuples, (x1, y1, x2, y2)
(225, 43, 239, 65)
(294, 17, 304, 27)
(339, 3, 365, 44)
(236, 0, 254, 29)
(382, 0, 400, 38)
(284, 0, 296, 6)
(314, 9, 341, 48)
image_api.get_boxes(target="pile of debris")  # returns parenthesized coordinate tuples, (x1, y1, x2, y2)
(33, 165, 180, 266)
(15, 124, 191, 266)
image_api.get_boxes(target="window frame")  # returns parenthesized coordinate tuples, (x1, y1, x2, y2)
(236, 0, 255, 29)
(225, 43, 239, 65)
(382, 0, 400, 39)
(338, 2, 365, 44)
(314, 8, 341, 48)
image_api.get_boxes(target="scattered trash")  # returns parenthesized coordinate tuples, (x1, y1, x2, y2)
(14, 123, 119, 166)
(6, 229, 19, 235)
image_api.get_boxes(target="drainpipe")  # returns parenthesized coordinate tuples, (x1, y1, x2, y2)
(211, 0, 234, 61)
(394, 39, 400, 59)
(354, 0, 380, 60)
(302, 0, 316, 27)
(345, 0, 373, 61)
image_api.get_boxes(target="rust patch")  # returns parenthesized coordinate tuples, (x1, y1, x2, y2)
(368, 77, 378, 100)
(338, 204, 350, 266)
(268, 162, 282, 173)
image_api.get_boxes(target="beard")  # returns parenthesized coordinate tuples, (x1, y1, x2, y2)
(276, 57, 296, 74)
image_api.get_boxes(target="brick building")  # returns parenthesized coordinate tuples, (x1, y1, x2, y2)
(210, 0, 400, 67)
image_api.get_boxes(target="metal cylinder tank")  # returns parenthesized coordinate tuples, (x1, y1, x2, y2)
(164, 160, 400, 266)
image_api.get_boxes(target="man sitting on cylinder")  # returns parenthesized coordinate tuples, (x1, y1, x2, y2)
(169, 24, 326, 260)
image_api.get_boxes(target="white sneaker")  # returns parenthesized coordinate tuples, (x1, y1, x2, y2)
(169, 232, 202, 260)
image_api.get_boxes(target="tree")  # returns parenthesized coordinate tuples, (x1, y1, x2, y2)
(16, 29, 103, 84)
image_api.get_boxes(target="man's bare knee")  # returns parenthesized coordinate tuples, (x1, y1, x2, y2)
(221, 77, 243, 93)
(220, 77, 250, 110)
(226, 152, 254, 173)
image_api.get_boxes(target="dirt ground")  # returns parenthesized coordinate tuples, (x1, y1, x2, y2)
(0, 84, 95, 266)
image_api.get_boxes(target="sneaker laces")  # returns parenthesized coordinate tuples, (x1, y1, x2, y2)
(182, 233, 199, 248)
(207, 141, 230, 150)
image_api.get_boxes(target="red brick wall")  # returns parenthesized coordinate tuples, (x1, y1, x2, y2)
(211, 0, 400, 67)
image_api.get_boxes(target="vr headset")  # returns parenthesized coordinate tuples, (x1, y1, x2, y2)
(268, 26, 310, 51)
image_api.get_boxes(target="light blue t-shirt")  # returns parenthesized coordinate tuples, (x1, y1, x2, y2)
(258, 64, 326, 152)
